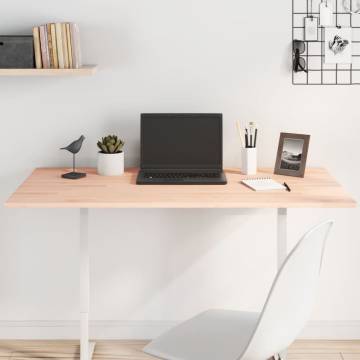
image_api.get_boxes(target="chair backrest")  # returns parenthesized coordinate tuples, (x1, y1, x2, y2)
(241, 220, 334, 360)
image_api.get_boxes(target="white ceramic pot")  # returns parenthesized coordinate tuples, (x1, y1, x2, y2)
(97, 151, 124, 176)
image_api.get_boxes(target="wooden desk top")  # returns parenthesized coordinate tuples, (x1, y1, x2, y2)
(5, 168, 356, 209)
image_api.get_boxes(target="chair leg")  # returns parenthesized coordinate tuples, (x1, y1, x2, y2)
(267, 351, 287, 360)
(278, 349, 288, 360)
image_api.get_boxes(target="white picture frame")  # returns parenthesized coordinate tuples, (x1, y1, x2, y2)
(324, 27, 352, 64)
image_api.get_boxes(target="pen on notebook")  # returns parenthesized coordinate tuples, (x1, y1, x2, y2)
(284, 182, 291, 192)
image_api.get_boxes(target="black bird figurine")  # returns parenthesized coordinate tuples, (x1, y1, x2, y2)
(60, 135, 86, 180)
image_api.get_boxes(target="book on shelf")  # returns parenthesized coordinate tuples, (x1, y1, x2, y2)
(55, 23, 64, 69)
(61, 23, 69, 69)
(46, 24, 54, 68)
(39, 25, 50, 68)
(33, 22, 82, 69)
(32, 27, 42, 69)
(70, 23, 81, 68)
(66, 23, 73, 68)
(50, 23, 59, 68)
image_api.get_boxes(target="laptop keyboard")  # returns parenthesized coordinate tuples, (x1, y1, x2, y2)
(144, 172, 221, 180)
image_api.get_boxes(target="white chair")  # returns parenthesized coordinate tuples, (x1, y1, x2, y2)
(143, 220, 334, 360)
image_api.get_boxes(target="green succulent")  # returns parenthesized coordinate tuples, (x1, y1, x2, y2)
(97, 135, 124, 154)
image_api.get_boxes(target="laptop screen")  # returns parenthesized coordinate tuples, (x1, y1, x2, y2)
(141, 113, 223, 170)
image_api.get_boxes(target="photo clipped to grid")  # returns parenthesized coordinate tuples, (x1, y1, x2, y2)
(292, 0, 360, 85)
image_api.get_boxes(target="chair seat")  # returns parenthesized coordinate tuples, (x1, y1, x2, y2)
(143, 309, 260, 360)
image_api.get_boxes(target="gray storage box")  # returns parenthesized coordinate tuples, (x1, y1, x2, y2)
(0, 36, 34, 68)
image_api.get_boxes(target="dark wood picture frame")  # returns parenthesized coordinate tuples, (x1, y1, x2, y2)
(274, 133, 310, 178)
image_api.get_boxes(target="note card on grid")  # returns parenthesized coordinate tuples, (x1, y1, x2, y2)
(241, 177, 286, 191)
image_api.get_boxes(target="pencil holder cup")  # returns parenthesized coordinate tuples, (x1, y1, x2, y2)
(241, 148, 257, 175)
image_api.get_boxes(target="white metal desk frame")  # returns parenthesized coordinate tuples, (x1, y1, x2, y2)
(78, 207, 289, 360)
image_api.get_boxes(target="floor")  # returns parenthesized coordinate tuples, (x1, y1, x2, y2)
(0, 340, 359, 360)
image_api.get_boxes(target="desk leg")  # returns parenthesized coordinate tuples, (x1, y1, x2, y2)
(80, 209, 96, 360)
(277, 208, 288, 270)
(276, 208, 288, 360)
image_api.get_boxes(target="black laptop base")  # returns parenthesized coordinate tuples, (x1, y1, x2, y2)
(136, 170, 227, 185)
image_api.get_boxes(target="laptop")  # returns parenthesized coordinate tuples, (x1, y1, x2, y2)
(136, 113, 227, 185)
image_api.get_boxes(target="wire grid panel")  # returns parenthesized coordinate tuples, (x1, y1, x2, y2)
(292, 0, 360, 84)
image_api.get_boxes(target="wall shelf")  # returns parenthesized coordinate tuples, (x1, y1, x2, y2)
(0, 65, 97, 76)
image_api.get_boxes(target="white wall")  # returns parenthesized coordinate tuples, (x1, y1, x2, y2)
(0, 0, 359, 339)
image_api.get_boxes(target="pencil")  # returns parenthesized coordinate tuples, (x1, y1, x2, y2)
(236, 120, 245, 148)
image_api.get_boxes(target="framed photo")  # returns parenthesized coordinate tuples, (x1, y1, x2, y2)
(274, 133, 310, 178)
(324, 27, 352, 64)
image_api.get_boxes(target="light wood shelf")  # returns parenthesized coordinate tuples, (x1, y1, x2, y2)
(0, 65, 97, 76)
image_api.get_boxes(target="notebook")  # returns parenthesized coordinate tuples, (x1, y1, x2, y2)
(241, 177, 286, 191)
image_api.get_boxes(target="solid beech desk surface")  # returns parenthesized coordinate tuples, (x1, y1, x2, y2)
(5, 167, 356, 209)
(3, 166, 356, 360)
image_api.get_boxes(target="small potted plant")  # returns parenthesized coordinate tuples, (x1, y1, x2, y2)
(97, 135, 125, 176)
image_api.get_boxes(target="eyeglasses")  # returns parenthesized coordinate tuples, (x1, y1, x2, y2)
(293, 40, 308, 73)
